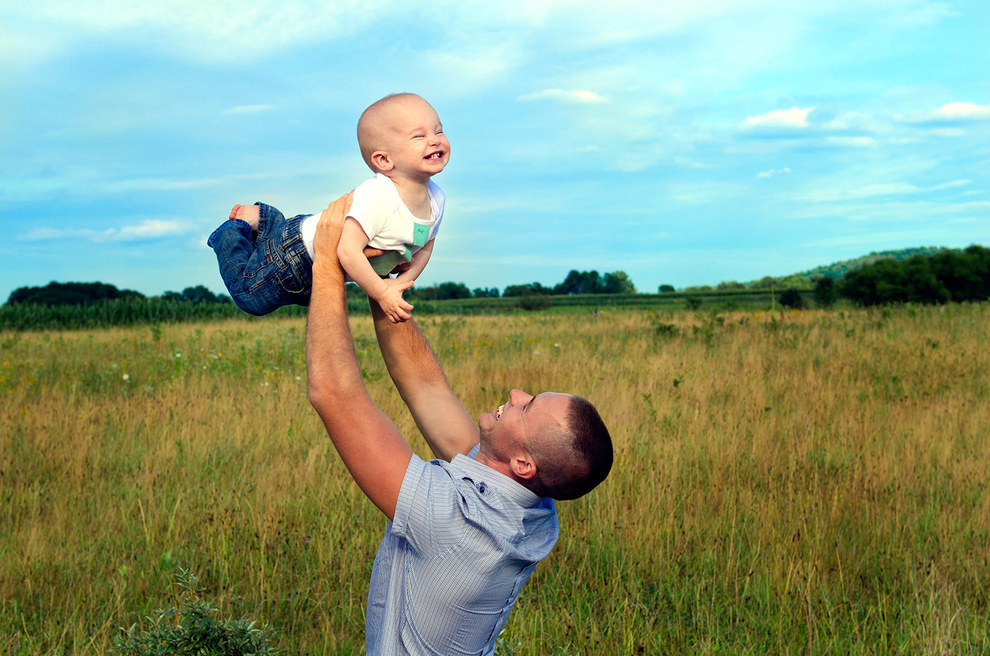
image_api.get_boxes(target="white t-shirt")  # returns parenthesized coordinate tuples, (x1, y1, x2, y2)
(300, 174, 445, 264)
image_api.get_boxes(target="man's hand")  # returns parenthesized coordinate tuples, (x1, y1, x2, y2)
(375, 278, 415, 323)
(313, 192, 353, 269)
(307, 190, 412, 521)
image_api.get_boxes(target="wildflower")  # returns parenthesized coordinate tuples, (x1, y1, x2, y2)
(122, 373, 131, 381)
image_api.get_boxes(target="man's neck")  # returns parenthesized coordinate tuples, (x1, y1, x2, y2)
(473, 447, 514, 478)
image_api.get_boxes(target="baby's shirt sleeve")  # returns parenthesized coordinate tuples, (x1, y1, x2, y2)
(347, 175, 392, 244)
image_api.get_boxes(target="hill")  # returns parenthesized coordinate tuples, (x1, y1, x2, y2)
(795, 246, 952, 280)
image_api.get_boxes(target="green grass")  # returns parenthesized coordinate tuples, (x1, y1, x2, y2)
(0, 288, 814, 332)
(2, 304, 989, 654)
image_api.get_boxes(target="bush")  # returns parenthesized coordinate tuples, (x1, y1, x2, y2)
(814, 276, 837, 308)
(114, 568, 279, 656)
(779, 288, 804, 309)
(516, 295, 550, 311)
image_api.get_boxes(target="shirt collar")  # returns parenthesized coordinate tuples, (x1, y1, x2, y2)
(451, 453, 544, 507)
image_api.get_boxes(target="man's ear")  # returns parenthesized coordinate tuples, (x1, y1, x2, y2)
(371, 150, 393, 172)
(510, 454, 537, 481)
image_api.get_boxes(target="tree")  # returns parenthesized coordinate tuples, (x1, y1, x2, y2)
(7, 281, 144, 306)
(658, 284, 675, 293)
(779, 288, 804, 309)
(179, 286, 226, 304)
(551, 269, 610, 295)
(472, 287, 500, 298)
(813, 276, 837, 308)
(503, 282, 550, 297)
(603, 271, 636, 294)
(552, 270, 583, 295)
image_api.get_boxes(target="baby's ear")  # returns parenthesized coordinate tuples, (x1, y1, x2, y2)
(371, 151, 393, 172)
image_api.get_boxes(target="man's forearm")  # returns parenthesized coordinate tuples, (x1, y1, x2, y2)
(306, 196, 412, 520)
(306, 249, 363, 406)
(371, 303, 479, 461)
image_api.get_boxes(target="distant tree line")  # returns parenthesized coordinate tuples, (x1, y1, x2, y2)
(6, 282, 144, 306)
(8, 249, 988, 312)
(502, 270, 637, 297)
(5, 270, 636, 308)
(673, 245, 989, 309)
(6, 282, 230, 306)
(837, 245, 990, 306)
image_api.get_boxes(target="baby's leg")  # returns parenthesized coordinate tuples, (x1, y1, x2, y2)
(229, 203, 260, 232)
(208, 210, 273, 315)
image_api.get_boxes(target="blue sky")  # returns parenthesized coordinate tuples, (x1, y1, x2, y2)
(2, 0, 987, 302)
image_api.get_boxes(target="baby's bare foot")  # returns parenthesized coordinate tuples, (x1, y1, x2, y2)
(229, 203, 260, 231)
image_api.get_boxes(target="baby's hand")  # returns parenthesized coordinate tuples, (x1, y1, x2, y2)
(376, 278, 415, 323)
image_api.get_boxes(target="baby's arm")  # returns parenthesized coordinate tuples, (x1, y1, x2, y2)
(337, 219, 414, 323)
(394, 239, 434, 285)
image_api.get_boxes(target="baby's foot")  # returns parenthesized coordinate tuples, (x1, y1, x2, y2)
(229, 203, 260, 231)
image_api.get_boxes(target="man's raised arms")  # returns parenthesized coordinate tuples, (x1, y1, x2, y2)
(305, 193, 412, 521)
(370, 302, 480, 461)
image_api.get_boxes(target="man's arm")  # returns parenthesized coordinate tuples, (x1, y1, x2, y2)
(371, 302, 480, 461)
(307, 193, 412, 521)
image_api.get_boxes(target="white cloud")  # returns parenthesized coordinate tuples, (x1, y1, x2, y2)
(2, 0, 390, 64)
(800, 179, 972, 203)
(743, 107, 815, 129)
(931, 102, 990, 121)
(517, 89, 607, 104)
(17, 220, 188, 243)
(896, 102, 990, 125)
(757, 167, 791, 178)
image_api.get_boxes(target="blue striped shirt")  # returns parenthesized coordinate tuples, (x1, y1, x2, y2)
(365, 445, 559, 655)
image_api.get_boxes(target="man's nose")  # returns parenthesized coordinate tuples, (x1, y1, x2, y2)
(510, 389, 532, 404)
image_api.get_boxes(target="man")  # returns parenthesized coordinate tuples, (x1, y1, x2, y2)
(306, 193, 613, 655)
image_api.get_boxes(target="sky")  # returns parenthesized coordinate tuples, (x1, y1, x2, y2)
(2, 0, 988, 302)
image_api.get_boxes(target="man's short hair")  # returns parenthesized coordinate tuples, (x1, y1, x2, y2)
(531, 396, 612, 500)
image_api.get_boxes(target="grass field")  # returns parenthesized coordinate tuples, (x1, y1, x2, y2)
(2, 303, 989, 654)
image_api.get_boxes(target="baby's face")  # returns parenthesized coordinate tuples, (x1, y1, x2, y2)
(383, 97, 450, 180)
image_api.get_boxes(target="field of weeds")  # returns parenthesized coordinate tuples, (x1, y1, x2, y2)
(2, 304, 989, 654)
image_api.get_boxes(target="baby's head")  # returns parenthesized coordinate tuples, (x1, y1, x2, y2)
(357, 93, 450, 180)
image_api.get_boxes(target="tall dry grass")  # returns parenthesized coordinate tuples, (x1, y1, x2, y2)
(1, 304, 988, 654)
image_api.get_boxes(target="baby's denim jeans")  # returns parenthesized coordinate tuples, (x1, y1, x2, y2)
(207, 203, 313, 316)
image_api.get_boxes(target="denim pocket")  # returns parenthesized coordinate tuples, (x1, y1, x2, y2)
(274, 216, 313, 297)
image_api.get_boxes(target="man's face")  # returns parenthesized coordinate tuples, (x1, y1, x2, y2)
(478, 389, 571, 456)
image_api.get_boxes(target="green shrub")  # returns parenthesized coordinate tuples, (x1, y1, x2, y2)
(114, 568, 279, 656)
(516, 295, 551, 311)
(684, 295, 703, 310)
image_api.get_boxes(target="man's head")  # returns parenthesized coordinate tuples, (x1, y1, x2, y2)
(478, 389, 613, 500)
(356, 93, 450, 181)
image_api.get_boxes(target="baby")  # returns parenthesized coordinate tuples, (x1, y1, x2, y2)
(208, 93, 449, 323)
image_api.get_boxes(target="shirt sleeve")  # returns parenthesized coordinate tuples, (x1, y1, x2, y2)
(347, 176, 392, 244)
(427, 181, 445, 242)
(391, 452, 477, 555)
